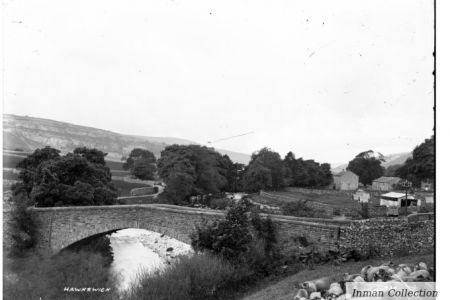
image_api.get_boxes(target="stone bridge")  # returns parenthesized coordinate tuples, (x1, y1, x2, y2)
(25, 204, 348, 254)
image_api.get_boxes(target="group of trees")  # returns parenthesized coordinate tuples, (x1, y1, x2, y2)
(14, 146, 118, 207)
(345, 136, 435, 188)
(157, 145, 243, 204)
(242, 148, 333, 193)
(395, 135, 435, 187)
(17, 136, 434, 208)
(156, 145, 334, 203)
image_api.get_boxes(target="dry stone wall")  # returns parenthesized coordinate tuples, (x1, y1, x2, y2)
(338, 214, 435, 257)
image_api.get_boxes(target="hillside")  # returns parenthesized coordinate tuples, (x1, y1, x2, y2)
(331, 152, 412, 174)
(2, 114, 250, 164)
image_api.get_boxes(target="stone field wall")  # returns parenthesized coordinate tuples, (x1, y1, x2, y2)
(338, 213, 435, 257)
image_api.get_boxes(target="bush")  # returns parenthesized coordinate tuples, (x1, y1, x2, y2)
(191, 199, 281, 280)
(191, 199, 253, 263)
(419, 205, 430, 213)
(125, 254, 237, 300)
(209, 198, 232, 210)
(281, 200, 329, 218)
(8, 194, 38, 257)
(359, 202, 370, 219)
(4, 251, 119, 300)
(333, 208, 341, 216)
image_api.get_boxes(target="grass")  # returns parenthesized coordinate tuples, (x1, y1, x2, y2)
(105, 160, 126, 170)
(112, 180, 150, 197)
(118, 195, 158, 204)
(3, 250, 120, 300)
(123, 253, 237, 300)
(269, 191, 356, 206)
(241, 252, 435, 300)
(111, 169, 130, 177)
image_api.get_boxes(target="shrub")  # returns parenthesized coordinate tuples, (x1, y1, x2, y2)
(209, 198, 231, 210)
(191, 199, 253, 263)
(4, 251, 119, 300)
(125, 254, 237, 300)
(191, 199, 281, 280)
(333, 208, 341, 216)
(281, 200, 329, 218)
(8, 194, 38, 257)
(359, 202, 370, 219)
(419, 205, 430, 213)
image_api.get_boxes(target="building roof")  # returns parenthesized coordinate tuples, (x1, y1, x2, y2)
(381, 192, 415, 200)
(334, 170, 358, 177)
(373, 176, 402, 184)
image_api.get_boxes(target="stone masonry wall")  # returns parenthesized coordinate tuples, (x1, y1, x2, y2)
(26, 204, 343, 256)
(4, 204, 434, 259)
(338, 215, 435, 257)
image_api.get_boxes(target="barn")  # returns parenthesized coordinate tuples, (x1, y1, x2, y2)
(371, 176, 402, 191)
(333, 170, 359, 190)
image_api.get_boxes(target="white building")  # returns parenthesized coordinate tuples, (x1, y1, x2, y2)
(380, 192, 417, 207)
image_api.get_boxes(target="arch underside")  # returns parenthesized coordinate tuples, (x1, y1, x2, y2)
(52, 224, 192, 253)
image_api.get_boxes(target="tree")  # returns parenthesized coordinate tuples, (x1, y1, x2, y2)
(242, 162, 273, 192)
(243, 147, 285, 192)
(157, 145, 230, 203)
(123, 148, 157, 180)
(15, 146, 61, 195)
(385, 164, 402, 177)
(347, 150, 385, 186)
(15, 147, 118, 207)
(396, 136, 435, 186)
(74, 147, 107, 165)
(282, 152, 332, 188)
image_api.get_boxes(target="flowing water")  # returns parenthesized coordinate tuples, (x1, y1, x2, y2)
(109, 228, 193, 291)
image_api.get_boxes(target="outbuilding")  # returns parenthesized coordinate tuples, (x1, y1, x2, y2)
(379, 192, 417, 207)
(333, 170, 359, 190)
(371, 176, 402, 191)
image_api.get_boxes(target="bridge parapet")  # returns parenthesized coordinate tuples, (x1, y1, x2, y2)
(25, 204, 345, 254)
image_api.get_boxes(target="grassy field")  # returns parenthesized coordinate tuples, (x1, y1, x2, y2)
(111, 169, 130, 177)
(106, 160, 126, 170)
(241, 253, 435, 300)
(118, 195, 159, 204)
(271, 191, 355, 206)
(112, 180, 150, 197)
(251, 191, 358, 210)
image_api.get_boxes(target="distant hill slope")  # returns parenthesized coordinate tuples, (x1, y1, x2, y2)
(331, 152, 412, 174)
(3, 114, 251, 164)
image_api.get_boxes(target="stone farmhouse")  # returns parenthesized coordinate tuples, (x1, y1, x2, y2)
(333, 170, 359, 190)
(371, 176, 402, 191)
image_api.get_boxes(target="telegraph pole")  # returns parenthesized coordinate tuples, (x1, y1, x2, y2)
(400, 180, 412, 215)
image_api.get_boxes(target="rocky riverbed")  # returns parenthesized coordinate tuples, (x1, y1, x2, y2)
(109, 228, 193, 291)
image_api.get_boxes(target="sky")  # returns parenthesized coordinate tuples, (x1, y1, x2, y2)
(2, 0, 434, 164)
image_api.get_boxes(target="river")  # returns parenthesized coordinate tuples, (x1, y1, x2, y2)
(109, 228, 193, 291)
